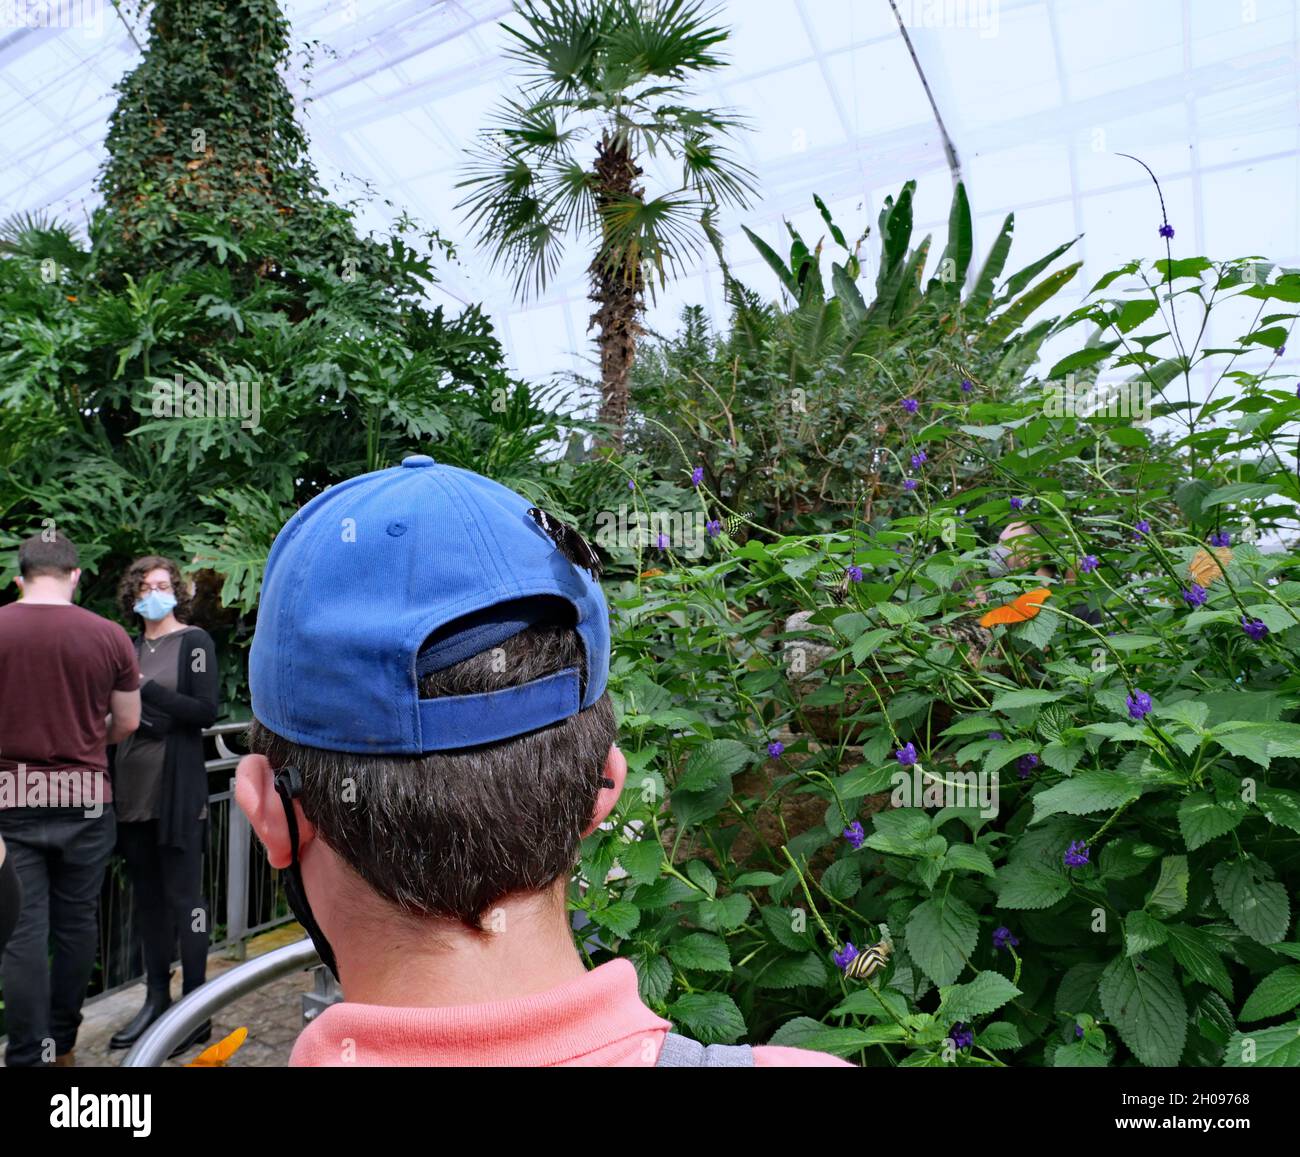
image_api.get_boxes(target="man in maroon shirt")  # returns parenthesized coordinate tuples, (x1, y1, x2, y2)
(0, 533, 140, 1066)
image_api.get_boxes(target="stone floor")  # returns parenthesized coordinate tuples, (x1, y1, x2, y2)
(2, 924, 316, 1068)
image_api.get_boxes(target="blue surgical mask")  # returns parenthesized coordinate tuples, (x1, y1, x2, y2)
(133, 590, 178, 621)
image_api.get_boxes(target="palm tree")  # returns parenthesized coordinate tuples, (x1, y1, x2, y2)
(458, 0, 756, 446)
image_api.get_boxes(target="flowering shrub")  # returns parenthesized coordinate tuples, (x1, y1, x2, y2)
(575, 247, 1300, 1067)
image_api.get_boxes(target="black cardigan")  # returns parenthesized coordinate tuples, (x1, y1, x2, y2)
(134, 626, 220, 850)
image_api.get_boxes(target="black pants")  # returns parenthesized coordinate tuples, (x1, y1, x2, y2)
(0, 806, 116, 1066)
(116, 819, 208, 995)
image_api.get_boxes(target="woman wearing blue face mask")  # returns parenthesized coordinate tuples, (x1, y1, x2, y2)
(108, 556, 220, 1057)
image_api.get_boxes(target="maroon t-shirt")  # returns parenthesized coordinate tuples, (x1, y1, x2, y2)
(0, 602, 139, 808)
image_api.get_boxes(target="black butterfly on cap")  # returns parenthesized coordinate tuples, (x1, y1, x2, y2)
(527, 506, 603, 581)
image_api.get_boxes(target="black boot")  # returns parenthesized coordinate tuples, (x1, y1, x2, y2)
(168, 1018, 213, 1060)
(109, 985, 172, 1050)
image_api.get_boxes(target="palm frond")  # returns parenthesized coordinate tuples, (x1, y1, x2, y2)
(596, 190, 705, 291)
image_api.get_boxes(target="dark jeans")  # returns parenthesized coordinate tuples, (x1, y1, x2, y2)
(116, 819, 208, 994)
(0, 805, 116, 1066)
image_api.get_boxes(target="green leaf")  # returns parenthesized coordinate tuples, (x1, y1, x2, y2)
(905, 895, 979, 987)
(1257, 786, 1300, 835)
(685, 859, 717, 898)
(1239, 966, 1300, 1022)
(1124, 911, 1168, 955)
(760, 905, 816, 952)
(665, 992, 748, 1045)
(732, 871, 782, 888)
(1040, 741, 1086, 775)
(967, 212, 1014, 316)
(995, 863, 1070, 909)
(616, 835, 663, 886)
(851, 627, 893, 666)
(1178, 792, 1244, 851)
(1145, 855, 1189, 918)
(1098, 954, 1188, 1067)
(1213, 857, 1291, 944)
(865, 808, 933, 856)
(632, 951, 673, 1005)
(589, 900, 640, 939)
(941, 844, 996, 877)
(754, 950, 828, 989)
(1053, 1041, 1110, 1067)
(1224, 1021, 1300, 1066)
(1164, 923, 1233, 1001)
(978, 1021, 1022, 1051)
(821, 857, 862, 900)
(1032, 770, 1145, 823)
(938, 970, 1021, 1022)
(666, 932, 732, 973)
(675, 738, 755, 792)
(1201, 481, 1281, 509)
(694, 893, 753, 933)
(991, 688, 1066, 711)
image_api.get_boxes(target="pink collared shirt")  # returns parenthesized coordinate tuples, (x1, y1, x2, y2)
(290, 958, 852, 1067)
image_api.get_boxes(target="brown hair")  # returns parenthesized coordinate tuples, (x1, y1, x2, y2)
(246, 622, 617, 932)
(117, 555, 193, 625)
(18, 533, 79, 579)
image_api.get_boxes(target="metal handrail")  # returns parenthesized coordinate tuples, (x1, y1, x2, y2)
(122, 937, 320, 1066)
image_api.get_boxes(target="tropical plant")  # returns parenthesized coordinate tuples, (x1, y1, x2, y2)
(627, 182, 1101, 535)
(574, 238, 1300, 1067)
(457, 0, 757, 443)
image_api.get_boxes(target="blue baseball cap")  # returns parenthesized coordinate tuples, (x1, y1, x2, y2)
(249, 455, 609, 754)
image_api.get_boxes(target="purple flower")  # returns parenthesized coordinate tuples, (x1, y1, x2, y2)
(691, 466, 704, 487)
(1241, 616, 1269, 642)
(992, 926, 1019, 951)
(911, 451, 928, 469)
(987, 731, 1004, 741)
(1064, 840, 1090, 868)
(1010, 497, 1024, 511)
(1126, 689, 1153, 721)
(903, 479, 918, 492)
(627, 479, 636, 491)
(960, 378, 974, 394)
(1017, 753, 1039, 779)
(1278, 345, 1287, 357)
(1182, 583, 1208, 608)
(847, 565, 864, 583)
(895, 742, 918, 767)
(1134, 519, 1151, 535)
(948, 1023, 974, 1050)
(767, 741, 785, 758)
(902, 398, 919, 414)
(1074, 1023, 1085, 1040)
(844, 821, 865, 850)
(655, 533, 669, 550)
(706, 519, 722, 538)
(1209, 532, 1231, 547)
(833, 943, 858, 971)
(1079, 554, 1100, 573)
(1159, 224, 1175, 239)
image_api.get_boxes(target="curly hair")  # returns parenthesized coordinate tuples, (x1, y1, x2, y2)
(117, 555, 193, 626)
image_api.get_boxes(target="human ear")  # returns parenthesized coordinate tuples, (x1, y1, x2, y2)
(235, 752, 311, 870)
(583, 745, 627, 837)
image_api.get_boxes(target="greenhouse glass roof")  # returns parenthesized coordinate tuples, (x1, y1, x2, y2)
(1, 0, 1297, 383)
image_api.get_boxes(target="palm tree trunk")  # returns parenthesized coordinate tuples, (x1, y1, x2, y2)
(589, 132, 646, 449)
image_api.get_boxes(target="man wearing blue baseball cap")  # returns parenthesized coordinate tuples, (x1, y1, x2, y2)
(236, 455, 847, 1067)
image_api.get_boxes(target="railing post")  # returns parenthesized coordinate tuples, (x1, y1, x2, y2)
(226, 775, 250, 960)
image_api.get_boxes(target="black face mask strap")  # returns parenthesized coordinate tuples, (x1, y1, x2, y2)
(272, 765, 340, 982)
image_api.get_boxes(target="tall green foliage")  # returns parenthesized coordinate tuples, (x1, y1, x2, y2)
(630, 183, 1090, 533)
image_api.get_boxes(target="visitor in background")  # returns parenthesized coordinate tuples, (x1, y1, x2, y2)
(0, 835, 20, 957)
(236, 457, 849, 1067)
(108, 556, 220, 1057)
(0, 532, 140, 1067)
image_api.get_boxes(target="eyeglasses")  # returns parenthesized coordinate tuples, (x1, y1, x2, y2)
(138, 581, 174, 594)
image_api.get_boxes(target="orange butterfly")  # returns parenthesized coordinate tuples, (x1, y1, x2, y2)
(185, 1026, 247, 1067)
(980, 588, 1053, 628)
(1188, 546, 1233, 587)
